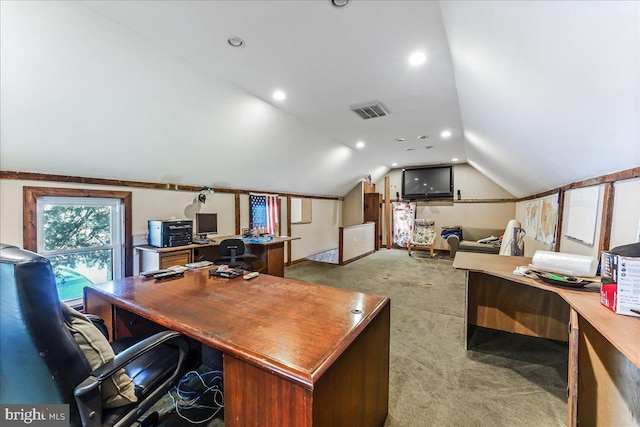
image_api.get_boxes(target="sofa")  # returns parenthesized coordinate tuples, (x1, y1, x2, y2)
(447, 227, 504, 258)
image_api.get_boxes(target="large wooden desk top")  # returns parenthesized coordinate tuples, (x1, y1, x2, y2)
(135, 236, 300, 253)
(453, 252, 640, 369)
(86, 270, 389, 389)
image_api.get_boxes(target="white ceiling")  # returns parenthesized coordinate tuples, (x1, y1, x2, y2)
(1, 1, 638, 198)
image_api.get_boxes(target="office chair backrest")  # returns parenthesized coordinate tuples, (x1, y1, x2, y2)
(0, 244, 91, 425)
(218, 238, 246, 264)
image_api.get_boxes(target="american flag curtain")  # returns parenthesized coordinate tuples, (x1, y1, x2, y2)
(249, 194, 279, 235)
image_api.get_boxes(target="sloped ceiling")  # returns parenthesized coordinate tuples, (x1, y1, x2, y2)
(1, 1, 638, 198)
(440, 1, 640, 197)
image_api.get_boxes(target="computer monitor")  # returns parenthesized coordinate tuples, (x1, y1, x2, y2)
(196, 213, 218, 238)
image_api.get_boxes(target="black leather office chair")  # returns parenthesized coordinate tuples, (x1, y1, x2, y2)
(214, 238, 253, 271)
(0, 244, 190, 427)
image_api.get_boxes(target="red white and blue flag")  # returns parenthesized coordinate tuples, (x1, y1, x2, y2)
(249, 194, 279, 235)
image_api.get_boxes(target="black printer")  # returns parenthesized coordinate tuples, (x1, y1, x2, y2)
(148, 219, 193, 248)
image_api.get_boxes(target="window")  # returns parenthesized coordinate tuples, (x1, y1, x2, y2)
(37, 197, 122, 303)
(23, 187, 132, 306)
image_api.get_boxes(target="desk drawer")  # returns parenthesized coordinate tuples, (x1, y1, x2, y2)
(159, 250, 191, 269)
(114, 307, 167, 340)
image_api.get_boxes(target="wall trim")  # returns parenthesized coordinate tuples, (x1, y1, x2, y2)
(340, 250, 375, 266)
(1, 170, 343, 201)
(518, 166, 640, 202)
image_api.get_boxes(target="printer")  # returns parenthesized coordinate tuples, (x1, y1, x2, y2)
(148, 219, 193, 248)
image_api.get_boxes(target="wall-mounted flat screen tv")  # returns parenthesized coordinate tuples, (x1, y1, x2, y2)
(402, 166, 453, 200)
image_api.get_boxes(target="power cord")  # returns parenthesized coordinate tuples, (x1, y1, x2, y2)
(168, 369, 224, 424)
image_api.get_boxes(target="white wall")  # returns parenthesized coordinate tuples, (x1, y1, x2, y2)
(453, 163, 515, 199)
(342, 181, 364, 227)
(0, 179, 236, 247)
(342, 223, 375, 263)
(375, 164, 516, 249)
(290, 199, 341, 260)
(516, 177, 640, 258)
(611, 177, 640, 248)
(0, 179, 337, 264)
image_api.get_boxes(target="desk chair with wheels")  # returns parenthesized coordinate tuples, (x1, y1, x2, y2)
(214, 238, 254, 271)
(0, 244, 191, 427)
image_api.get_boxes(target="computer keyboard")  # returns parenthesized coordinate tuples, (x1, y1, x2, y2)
(185, 260, 214, 269)
(192, 238, 211, 245)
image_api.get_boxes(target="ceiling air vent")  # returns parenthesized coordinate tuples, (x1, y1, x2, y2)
(350, 101, 389, 120)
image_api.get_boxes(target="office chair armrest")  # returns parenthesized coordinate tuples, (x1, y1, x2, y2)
(74, 331, 189, 427)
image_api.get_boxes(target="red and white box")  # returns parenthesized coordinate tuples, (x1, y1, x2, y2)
(600, 252, 640, 318)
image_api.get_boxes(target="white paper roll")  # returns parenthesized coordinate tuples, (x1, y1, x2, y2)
(531, 250, 598, 277)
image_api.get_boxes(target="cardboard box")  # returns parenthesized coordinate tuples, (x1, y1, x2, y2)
(600, 251, 640, 318)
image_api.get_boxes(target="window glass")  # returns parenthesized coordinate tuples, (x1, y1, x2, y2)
(37, 197, 122, 304)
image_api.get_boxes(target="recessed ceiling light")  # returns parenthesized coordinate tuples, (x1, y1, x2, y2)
(408, 52, 426, 66)
(272, 90, 286, 101)
(227, 37, 245, 48)
(425, 146, 434, 149)
(441, 130, 452, 138)
(395, 137, 405, 142)
(391, 163, 398, 167)
(417, 135, 428, 139)
(405, 148, 414, 151)
(452, 158, 459, 162)
(356, 141, 365, 149)
(331, 0, 350, 6)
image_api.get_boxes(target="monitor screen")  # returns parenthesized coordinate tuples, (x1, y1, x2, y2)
(402, 166, 453, 200)
(196, 213, 218, 235)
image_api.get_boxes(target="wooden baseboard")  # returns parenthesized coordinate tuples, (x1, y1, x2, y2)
(340, 250, 375, 266)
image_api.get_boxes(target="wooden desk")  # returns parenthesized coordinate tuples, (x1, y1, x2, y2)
(453, 252, 640, 427)
(134, 236, 299, 277)
(84, 270, 390, 427)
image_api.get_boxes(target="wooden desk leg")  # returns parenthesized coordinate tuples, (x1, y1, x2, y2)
(265, 242, 285, 277)
(224, 355, 312, 427)
(464, 271, 471, 350)
(84, 289, 114, 339)
(568, 309, 578, 427)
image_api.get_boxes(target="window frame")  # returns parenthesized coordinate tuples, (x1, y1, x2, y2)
(37, 196, 123, 286)
(23, 187, 133, 277)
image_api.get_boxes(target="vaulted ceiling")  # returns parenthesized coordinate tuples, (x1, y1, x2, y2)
(1, 1, 638, 198)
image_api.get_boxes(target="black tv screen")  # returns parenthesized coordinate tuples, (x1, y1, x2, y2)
(402, 166, 453, 200)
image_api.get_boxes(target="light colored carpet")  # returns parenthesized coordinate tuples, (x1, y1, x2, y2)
(285, 249, 567, 427)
